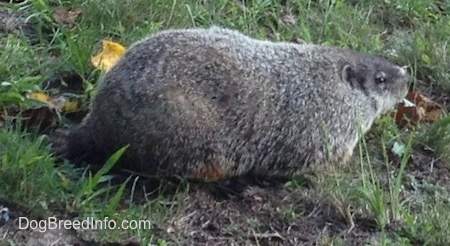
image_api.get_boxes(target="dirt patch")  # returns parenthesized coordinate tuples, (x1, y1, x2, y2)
(403, 144, 450, 190)
(128, 181, 393, 246)
(1, 181, 394, 245)
(414, 77, 450, 112)
(0, 201, 83, 246)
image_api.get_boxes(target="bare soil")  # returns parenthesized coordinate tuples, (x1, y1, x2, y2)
(3, 150, 448, 246)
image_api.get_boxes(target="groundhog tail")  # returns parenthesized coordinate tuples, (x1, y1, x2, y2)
(49, 126, 98, 166)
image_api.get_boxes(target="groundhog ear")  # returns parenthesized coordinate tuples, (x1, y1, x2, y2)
(341, 64, 357, 88)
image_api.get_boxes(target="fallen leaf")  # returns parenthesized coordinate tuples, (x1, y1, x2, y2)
(26, 92, 52, 105)
(394, 101, 426, 128)
(391, 141, 406, 157)
(52, 8, 83, 28)
(406, 91, 444, 122)
(25, 92, 81, 114)
(393, 91, 445, 128)
(91, 40, 126, 72)
(61, 101, 80, 113)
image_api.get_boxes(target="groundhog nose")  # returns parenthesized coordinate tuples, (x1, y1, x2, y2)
(396, 65, 410, 97)
(395, 65, 411, 85)
(398, 65, 409, 78)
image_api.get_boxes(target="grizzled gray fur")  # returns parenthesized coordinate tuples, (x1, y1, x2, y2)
(58, 26, 410, 181)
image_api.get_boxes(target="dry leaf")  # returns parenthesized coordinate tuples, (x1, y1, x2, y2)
(406, 91, 444, 122)
(394, 104, 426, 128)
(52, 8, 82, 28)
(393, 91, 445, 128)
(91, 40, 126, 72)
(26, 92, 52, 105)
(26, 92, 81, 114)
(61, 101, 80, 113)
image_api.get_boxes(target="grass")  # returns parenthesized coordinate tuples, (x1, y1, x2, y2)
(1, 0, 450, 245)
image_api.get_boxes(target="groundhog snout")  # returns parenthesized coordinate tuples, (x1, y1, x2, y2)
(398, 66, 410, 81)
(395, 65, 411, 96)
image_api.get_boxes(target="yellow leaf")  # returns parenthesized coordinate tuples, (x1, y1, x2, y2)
(26, 92, 54, 106)
(61, 100, 80, 113)
(26, 92, 82, 113)
(91, 40, 126, 72)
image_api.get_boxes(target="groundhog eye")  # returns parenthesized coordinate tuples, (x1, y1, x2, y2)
(375, 71, 386, 83)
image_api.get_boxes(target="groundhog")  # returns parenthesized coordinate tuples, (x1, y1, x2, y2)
(56, 26, 410, 181)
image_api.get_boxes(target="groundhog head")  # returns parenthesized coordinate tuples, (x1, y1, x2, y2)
(339, 51, 410, 115)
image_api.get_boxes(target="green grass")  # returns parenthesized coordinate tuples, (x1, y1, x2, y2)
(1, 0, 450, 245)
